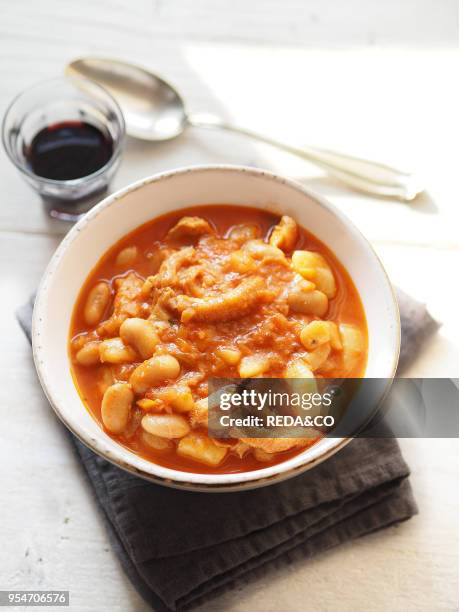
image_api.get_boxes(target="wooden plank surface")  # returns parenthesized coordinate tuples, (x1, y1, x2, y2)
(1, 2, 458, 610)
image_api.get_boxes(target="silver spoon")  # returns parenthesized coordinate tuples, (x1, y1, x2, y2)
(67, 58, 422, 201)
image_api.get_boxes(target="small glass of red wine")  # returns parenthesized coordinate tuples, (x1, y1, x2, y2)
(2, 77, 125, 221)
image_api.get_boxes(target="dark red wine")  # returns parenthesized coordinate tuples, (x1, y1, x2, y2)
(27, 121, 113, 181)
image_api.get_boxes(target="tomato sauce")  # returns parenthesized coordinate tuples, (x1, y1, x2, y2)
(69, 205, 368, 474)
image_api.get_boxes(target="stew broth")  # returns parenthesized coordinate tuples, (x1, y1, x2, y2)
(69, 205, 368, 474)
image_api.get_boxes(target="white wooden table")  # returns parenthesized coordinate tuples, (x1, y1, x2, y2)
(1, 2, 458, 610)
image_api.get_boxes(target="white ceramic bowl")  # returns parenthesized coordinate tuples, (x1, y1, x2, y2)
(33, 165, 400, 492)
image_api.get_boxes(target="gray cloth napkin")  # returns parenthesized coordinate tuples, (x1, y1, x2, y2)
(17, 290, 437, 611)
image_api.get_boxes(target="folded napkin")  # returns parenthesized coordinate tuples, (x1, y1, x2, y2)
(17, 290, 437, 611)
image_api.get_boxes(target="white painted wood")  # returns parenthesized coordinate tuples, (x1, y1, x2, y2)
(1, 1, 458, 610)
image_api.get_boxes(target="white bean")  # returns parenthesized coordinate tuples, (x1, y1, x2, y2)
(120, 317, 159, 359)
(115, 246, 138, 267)
(130, 354, 180, 394)
(99, 337, 137, 364)
(142, 431, 173, 451)
(75, 341, 101, 366)
(101, 383, 133, 434)
(288, 286, 328, 316)
(141, 414, 190, 439)
(84, 282, 110, 326)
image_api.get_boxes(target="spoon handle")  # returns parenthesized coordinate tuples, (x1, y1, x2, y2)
(188, 113, 422, 201)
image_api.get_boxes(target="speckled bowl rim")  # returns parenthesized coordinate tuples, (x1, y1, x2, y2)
(32, 165, 400, 492)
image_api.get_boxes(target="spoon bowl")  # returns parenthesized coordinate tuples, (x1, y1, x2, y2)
(67, 58, 187, 141)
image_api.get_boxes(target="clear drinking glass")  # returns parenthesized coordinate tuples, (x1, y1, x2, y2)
(2, 77, 125, 221)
